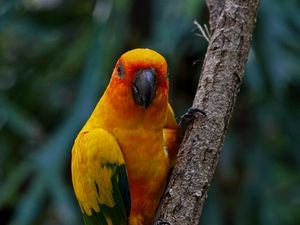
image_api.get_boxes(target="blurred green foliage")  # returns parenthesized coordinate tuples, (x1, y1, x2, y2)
(0, 0, 299, 225)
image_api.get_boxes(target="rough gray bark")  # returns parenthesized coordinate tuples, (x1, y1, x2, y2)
(157, 0, 259, 224)
(206, 0, 224, 32)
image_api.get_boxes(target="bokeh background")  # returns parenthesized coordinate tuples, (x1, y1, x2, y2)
(0, 0, 299, 225)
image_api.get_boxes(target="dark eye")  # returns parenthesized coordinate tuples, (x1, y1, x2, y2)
(117, 63, 125, 78)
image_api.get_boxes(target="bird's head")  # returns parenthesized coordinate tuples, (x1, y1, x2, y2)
(108, 48, 168, 109)
(101, 48, 169, 129)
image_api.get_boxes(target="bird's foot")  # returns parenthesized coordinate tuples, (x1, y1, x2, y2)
(179, 107, 206, 137)
(154, 219, 170, 225)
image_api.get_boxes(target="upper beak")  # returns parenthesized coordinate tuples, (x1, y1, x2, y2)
(132, 69, 156, 108)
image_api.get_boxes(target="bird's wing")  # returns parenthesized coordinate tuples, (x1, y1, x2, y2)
(163, 103, 179, 166)
(71, 128, 130, 225)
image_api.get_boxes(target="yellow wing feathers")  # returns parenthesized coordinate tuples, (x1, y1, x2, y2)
(71, 128, 125, 215)
(164, 103, 178, 130)
(163, 104, 179, 165)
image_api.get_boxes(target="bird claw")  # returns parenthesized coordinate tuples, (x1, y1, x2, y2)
(154, 220, 170, 225)
(179, 107, 206, 133)
(180, 108, 206, 121)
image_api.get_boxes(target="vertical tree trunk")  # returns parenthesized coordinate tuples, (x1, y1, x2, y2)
(157, 0, 259, 224)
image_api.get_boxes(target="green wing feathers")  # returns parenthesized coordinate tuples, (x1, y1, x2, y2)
(71, 128, 130, 225)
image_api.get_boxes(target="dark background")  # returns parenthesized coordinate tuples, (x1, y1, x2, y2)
(0, 0, 300, 225)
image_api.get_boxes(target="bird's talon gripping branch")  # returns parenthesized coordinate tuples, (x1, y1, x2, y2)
(181, 108, 206, 121)
(179, 107, 206, 137)
(154, 219, 171, 225)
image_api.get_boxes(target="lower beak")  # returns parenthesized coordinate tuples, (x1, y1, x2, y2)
(132, 69, 156, 108)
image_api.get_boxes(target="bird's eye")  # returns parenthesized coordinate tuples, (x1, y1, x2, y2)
(117, 63, 125, 78)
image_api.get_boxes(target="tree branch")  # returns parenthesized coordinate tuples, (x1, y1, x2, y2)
(157, 0, 259, 224)
(205, 0, 224, 32)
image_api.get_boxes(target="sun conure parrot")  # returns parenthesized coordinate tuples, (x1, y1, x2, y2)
(71, 48, 180, 225)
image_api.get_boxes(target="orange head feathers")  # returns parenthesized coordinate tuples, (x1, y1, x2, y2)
(107, 48, 169, 109)
(92, 48, 170, 130)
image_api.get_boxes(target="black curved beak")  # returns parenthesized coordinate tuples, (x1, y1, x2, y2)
(132, 69, 156, 108)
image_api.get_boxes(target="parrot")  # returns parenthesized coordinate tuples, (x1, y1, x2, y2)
(71, 48, 180, 225)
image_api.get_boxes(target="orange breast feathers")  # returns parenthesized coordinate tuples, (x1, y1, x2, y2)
(75, 48, 179, 225)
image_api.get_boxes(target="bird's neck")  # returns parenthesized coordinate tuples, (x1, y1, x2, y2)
(84, 85, 169, 132)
